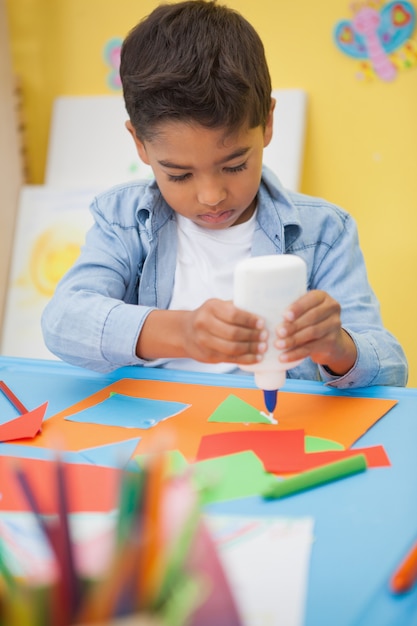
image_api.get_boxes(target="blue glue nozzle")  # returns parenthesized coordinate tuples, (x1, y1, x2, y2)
(263, 389, 278, 413)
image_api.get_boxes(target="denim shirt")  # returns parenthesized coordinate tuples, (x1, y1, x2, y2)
(42, 166, 408, 387)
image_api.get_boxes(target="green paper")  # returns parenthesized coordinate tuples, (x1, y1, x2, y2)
(262, 453, 367, 500)
(193, 450, 272, 504)
(304, 435, 344, 453)
(208, 394, 273, 424)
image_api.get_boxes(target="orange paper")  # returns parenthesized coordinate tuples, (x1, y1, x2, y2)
(17, 379, 397, 461)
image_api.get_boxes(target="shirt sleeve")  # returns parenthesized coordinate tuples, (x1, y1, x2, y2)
(41, 195, 154, 373)
(307, 213, 408, 388)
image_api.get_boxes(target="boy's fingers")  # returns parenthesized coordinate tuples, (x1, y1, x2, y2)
(283, 290, 327, 322)
(212, 299, 265, 330)
(204, 323, 267, 357)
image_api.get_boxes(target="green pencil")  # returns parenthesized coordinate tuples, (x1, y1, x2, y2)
(262, 453, 367, 499)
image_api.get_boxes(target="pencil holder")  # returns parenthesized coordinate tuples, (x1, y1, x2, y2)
(0, 452, 243, 626)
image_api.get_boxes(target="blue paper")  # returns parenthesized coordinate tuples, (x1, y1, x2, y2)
(0, 437, 141, 469)
(64, 393, 190, 429)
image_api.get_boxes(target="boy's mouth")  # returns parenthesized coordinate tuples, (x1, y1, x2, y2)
(198, 209, 234, 225)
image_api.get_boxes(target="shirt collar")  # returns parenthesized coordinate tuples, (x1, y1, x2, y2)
(258, 165, 302, 250)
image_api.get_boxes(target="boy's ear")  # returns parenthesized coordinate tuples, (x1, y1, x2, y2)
(263, 98, 275, 148)
(125, 120, 150, 165)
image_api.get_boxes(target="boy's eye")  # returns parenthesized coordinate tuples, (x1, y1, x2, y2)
(167, 161, 247, 182)
(224, 161, 248, 174)
(168, 172, 192, 183)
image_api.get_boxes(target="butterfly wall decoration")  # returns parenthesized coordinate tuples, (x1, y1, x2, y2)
(103, 37, 123, 91)
(334, 1, 417, 81)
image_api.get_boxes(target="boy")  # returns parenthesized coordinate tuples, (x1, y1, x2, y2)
(42, 0, 407, 387)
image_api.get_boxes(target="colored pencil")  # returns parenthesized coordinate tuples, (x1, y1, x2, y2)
(390, 537, 417, 594)
(262, 453, 367, 499)
(51, 456, 82, 625)
(0, 380, 28, 414)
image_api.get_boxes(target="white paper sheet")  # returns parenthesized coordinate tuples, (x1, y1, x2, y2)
(205, 514, 315, 626)
(1, 185, 101, 359)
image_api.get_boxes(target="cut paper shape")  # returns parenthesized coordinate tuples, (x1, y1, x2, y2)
(28, 378, 397, 462)
(206, 514, 314, 626)
(304, 435, 345, 453)
(192, 450, 273, 505)
(0, 438, 141, 469)
(0, 456, 124, 514)
(65, 393, 190, 429)
(0, 402, 47, 442)
(197, 429, 305, 468)
(196, 430, 390, 474)
(300, 445, 390, 472)
(77, 438, 140, 468)
(208, 394, 274, 424)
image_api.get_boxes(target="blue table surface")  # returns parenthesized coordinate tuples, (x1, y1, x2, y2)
(0, 355, 417, 626)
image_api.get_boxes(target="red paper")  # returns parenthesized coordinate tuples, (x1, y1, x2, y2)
(0, 402, 47, 442)
(196, 430, 390, 474)
(0, 456, 123, 514)
(197, 429, 305, 468)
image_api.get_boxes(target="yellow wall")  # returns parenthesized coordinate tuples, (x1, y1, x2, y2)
(6, 0, 417, 386)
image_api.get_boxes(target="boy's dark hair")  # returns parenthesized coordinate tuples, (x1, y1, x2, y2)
(120, 0, 272, 140)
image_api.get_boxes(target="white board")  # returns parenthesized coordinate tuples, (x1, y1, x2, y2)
(264, 89, 307, 192)
(45, 90, 306, 191)
(45, 95, 153, 187)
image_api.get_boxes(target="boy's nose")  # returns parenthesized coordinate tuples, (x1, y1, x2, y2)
(197, 181, 227, 207)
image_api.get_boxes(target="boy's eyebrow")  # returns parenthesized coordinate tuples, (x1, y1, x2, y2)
(157, 147, 251, 170)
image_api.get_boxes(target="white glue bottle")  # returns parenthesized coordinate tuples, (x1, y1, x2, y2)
(233, 254, 307, 416)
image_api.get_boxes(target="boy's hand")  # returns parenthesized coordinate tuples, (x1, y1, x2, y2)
(183, 299, 267, 364)
(275, 290, 357, 376)
(137, 299, 267, 364)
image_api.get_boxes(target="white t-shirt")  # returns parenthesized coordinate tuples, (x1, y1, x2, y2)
(146, 209, 257, 373)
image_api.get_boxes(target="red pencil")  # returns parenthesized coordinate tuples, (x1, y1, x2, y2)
(390, 537, 417, 594)
(0, 380, 28, 414)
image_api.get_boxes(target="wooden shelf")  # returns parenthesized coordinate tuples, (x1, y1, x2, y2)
(0, 0, 24, 335)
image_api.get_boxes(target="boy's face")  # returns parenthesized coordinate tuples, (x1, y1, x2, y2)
(126, 110, 274, 230)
